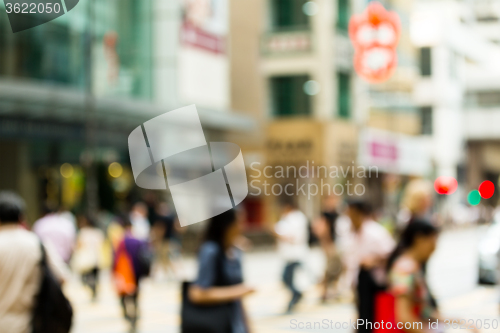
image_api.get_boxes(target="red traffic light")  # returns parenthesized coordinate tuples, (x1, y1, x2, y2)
(478, 180, 495, 199)
(434, 176, 458, 195)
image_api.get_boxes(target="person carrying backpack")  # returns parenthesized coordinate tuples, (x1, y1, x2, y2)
(0, 191, 72, 333)
(113, 216, 152, 331)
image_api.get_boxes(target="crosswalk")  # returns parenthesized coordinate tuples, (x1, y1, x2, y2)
(68, 227, 499, 333)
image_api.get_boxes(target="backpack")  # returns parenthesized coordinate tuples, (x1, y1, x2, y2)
(137, 243, 153, 278)
(114, 246, 137, 295)
(32, 243, 73, 333)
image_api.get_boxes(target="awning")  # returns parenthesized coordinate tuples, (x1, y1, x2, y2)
(0, 78, 256, 133)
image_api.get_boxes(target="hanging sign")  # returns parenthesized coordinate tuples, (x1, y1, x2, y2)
(348, 2, 401, 83)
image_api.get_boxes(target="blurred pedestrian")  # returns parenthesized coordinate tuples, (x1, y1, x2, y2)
(129, 202, 150, 241)
(397, 179, 434, 231)
(398, 179, 441, 311)
(113, 217, 152, 331)
(380, 220, 477, 333)
(33, 204, 76, 263)
(59, 205, 77, 230)
(0, 191, 71, 333)
(151, 202, 184, 280)
(312, 212, 342, 303)
(344, 199, 395, 333)
(381, 220, 440, 333)
(272, 196, 309, 313)
(72, 215, 105, 301)
(183, 209, 254, 333)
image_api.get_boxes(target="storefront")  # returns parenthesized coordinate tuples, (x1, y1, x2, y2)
(245, 118, 358, 226)
(0, 80, 254, 223)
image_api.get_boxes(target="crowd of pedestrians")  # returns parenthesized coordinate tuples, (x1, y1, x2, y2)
(0, 184, 491, 333)
(0, 190, 179, 333)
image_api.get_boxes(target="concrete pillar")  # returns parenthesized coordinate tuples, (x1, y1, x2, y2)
(432, 45, 464, 180)
(312, 0, 334, 120)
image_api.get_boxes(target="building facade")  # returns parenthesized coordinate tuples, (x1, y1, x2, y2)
(230, 0, 371, 225)
(412, 0, 500, 208)
(0, 0, 253, 222)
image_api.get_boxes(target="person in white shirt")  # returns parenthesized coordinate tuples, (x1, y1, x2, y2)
(129, 202, 151, 241)
(343, 199, 395, 333)
(73, 215, 105, 301)
(272, 196, 309, 313)
(0, 192, 69, 333)
(33, 206, 76, 263)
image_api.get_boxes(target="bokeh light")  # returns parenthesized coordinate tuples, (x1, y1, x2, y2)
(303, 80, 321, 95)
(478, 180, 495, 199)
(60, 163, 74, 178)
(108, 162, 123, 178)
(433, 176, 458, 195)
(302, 1, 319, 16)
(467, 190, 481, 206)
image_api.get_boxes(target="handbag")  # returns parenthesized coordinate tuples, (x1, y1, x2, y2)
(181, 247, 233, 333)
(32, 243, 73, 333)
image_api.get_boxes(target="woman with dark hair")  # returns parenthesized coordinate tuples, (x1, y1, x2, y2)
(187, 209, 254, 333)
(383, 220, 439, 333)
(378, 220, 475, 333)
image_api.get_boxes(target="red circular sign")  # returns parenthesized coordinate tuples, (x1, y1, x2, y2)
(434, 176, 458, 195)
(348, 2, 401, 83)
(478, 180, 495, 199)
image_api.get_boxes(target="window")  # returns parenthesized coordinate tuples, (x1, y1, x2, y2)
(420, 106, 433, 135)
(466, 91, 500, 107)
(337, 0, 350, 31)
(477, 15, 499, 22)
(270, 75, 311, 117)
(420, 47, 432, 76)
(0, 0, 152, 99)
(270, 0, 310, 30)
(338, 72, 351, 118)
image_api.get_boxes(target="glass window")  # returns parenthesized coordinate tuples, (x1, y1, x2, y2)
(420, 106, 433, 135)
(270, 0, 310, 31)
(337, 0, 350, 31)
(0, 0, 152, 100)
(474, 91, 500, 107)
(420, 47, 432, 76)
(270, 75, 311, 117)
(338, 72, 351, 118)
(0, 15, 84, 85)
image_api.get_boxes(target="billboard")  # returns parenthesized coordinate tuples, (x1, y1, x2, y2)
(358, 128, 431, 176)
(179, 0, 229, 110)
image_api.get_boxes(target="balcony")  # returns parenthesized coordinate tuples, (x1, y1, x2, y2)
(464, 108, 500, 140)
(260, 30, 313, 56)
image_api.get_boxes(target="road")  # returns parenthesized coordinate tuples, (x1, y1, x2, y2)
(67, 226, 499, 333)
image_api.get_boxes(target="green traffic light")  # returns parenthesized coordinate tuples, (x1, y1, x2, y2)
(467, 190, 481, 206)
